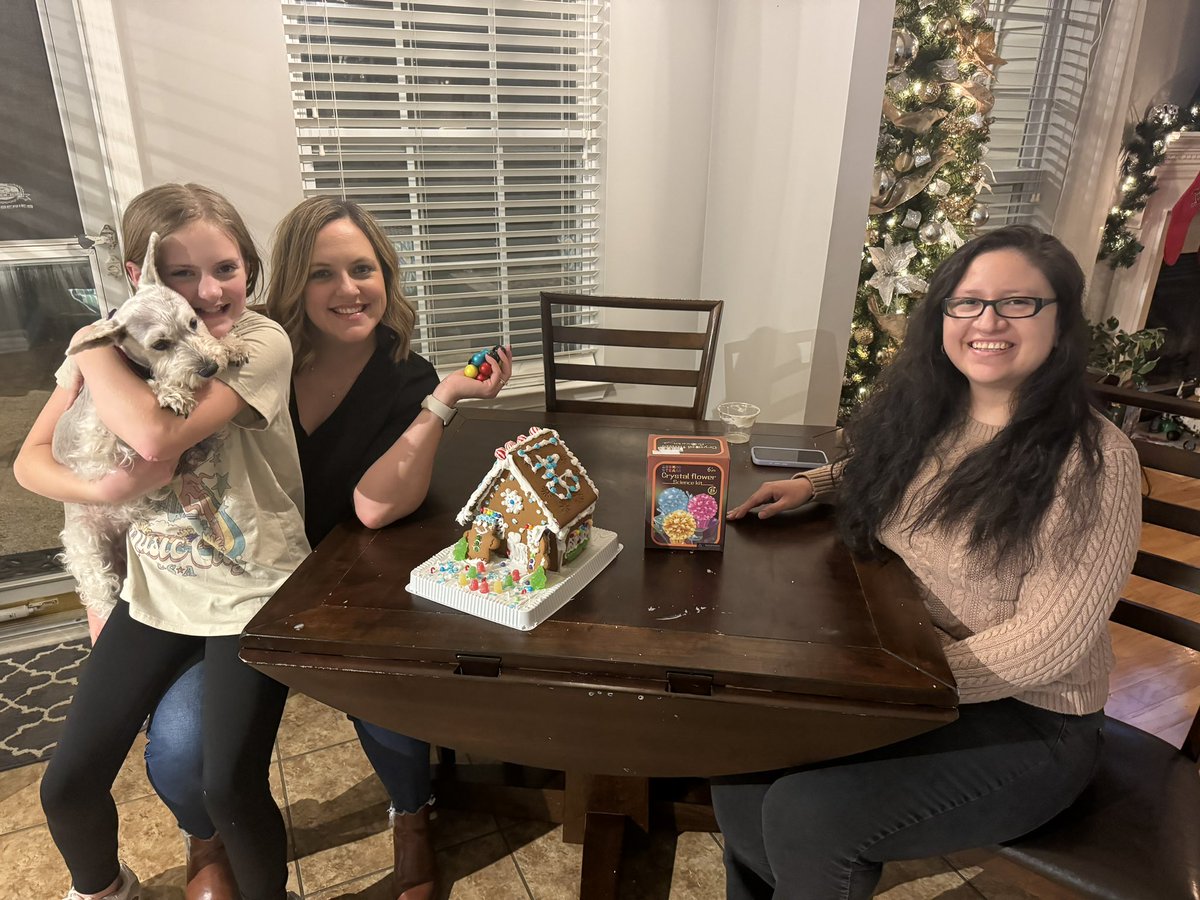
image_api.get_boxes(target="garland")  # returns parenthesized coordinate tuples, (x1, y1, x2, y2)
(1097, 102, 1200, 269)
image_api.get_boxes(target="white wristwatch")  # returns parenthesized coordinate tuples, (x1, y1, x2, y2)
(421, 394, 457, 427)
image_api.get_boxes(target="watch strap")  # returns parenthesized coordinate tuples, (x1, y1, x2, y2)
(421, 394, 457, 427)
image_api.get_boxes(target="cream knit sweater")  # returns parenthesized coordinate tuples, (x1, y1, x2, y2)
(803, 414, 1142, 715)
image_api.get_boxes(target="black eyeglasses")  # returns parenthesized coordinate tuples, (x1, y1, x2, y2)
(941, 297, 1058, 319)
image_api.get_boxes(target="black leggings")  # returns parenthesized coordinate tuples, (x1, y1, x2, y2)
(40, 602, 289, 899)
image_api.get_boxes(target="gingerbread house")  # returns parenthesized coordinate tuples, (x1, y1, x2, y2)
(455, 427, 599, 573)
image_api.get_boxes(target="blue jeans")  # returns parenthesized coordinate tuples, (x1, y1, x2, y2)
(145, 660, 433, 839)
(711, 698, 1104, 900)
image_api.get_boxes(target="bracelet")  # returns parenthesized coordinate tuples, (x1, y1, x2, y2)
(421, 394, 457, 427)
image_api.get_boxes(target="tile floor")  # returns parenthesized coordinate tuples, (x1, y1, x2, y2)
(0, 691, 1060, 900)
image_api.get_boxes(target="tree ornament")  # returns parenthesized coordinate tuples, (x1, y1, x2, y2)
(894, 151, 914, 173)
(912, 145, 932, 167)
(882, 97, 947, 135)
(916, 80, 943, 104)
(888, 28, 919, 74)
(866, 236, 928, 308)
(869, 147, 958, 214)
(877, 344, 899, 365)
(872, 167, 896, 204)
(918, 220, 943, 244)
(936, 16, 959, 36)
(868, 295, 911, 343)
(933, 58, 961, 81)
(962, 29, 1007, 78)
(852, 324, 875, 346)
(941, 220, 965, 249)
(954, 78, 996, 116)
(887, 73, 911, 93)
(969, 203, 991, 226)
(927, 178, 950, 197)
(902, 209, 922, 229)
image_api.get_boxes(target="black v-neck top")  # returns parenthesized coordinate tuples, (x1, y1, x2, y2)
(290, 328, 439, 547)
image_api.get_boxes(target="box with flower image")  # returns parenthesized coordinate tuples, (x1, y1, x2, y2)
(645, 435, 729, 551)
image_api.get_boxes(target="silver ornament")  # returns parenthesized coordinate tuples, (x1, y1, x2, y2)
(927, 178, 950, 197)
(873, 167, 896, 203)
(933, 59, 961, 81)
(887, 74, 911, 93)
(902, 209, 922, 229)
(912, 146, 932, 167)
(919, 220, 943, 244)
(888, 28, 919, 75)
(969, 203, 991, 226)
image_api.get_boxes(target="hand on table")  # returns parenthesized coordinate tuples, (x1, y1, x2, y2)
(726, 476, 815, 520)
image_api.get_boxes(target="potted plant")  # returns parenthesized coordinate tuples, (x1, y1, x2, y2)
(1087, 317, 1166, 432)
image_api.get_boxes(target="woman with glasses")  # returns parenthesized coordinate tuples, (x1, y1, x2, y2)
(713, 225, 1141, 899)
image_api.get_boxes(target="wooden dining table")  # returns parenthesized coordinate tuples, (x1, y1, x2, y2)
(241, 407, 957, 898)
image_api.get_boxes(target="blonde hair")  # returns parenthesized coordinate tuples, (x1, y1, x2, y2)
(121, 183, 261, 295)
(266, 196, 417, 374)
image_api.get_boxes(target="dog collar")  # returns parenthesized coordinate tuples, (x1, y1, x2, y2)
(115, 347, 153, 381)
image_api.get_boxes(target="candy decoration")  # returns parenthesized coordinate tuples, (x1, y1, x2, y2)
(688, 493, 719, 529)
(452, 536, 468, 561)
(463, 364, 478, 378)
(479, 362, 492, 378)
(469, 578, 479, 590)
(480, 581, 490, 594)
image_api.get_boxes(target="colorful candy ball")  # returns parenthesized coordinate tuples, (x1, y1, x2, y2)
(463, 364, 478, 378)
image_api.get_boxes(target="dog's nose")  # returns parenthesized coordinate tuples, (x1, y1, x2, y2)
(198, 361, 219, 379)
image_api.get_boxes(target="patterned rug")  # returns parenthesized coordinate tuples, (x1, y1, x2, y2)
(0, 639, 88, 771)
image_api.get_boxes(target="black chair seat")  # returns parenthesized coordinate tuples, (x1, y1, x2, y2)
(998, 716, 1200, 900)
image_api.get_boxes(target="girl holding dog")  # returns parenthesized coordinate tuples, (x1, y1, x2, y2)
(713, 225, 1142, 900)
(16, 183, 309, 900)
(139, 196, 511, 900)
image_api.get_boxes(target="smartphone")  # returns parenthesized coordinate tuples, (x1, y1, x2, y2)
(750, 446, 829, 470)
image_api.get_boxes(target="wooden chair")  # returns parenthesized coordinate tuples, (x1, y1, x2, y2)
(975, 382, 1200, 899)
(539, 291, 723, 420)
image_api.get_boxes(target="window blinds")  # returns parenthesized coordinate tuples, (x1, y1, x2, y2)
(281, 0, 606, 375)
(985, 0, 1108, 230)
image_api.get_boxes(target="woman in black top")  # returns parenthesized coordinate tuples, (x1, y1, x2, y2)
(143, 197, 510, 900)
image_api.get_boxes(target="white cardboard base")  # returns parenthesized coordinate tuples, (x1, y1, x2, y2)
(406, 527, 622, 630)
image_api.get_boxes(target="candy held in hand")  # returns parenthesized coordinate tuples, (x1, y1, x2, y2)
(479, 362, 493, 378)
(463, 364, 478, 378)
(464, 346, 505, 378)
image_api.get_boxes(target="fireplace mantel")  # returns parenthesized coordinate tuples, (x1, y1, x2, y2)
(1094, 131, 1200, 330)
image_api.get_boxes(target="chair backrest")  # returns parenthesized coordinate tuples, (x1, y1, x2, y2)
(539, 292, 723, 420)
(1090, 380, 1200, 758)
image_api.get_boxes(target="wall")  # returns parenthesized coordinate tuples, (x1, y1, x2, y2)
(110, 0, 303, 256)
(603, 0, 895, 424)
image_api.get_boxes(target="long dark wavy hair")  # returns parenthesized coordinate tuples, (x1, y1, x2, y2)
(837, 225, 1103, 572)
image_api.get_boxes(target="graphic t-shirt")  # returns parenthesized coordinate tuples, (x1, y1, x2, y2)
(60, 310, 310, 635)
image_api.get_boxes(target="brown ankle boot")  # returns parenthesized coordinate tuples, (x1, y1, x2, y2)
(391, 805, 436, 900)
(183, 831, 239, 900)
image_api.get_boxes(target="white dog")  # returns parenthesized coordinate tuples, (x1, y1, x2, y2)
(52, 231, 249, 617)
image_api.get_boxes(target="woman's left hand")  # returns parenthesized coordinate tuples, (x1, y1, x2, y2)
(432, 345, 513, 406)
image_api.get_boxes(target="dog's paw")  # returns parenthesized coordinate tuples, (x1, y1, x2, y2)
(153, 382, 196, 418)
(221, 336, 251, 368)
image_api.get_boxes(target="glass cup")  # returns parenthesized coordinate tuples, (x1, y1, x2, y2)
(716, 401, 761, 444)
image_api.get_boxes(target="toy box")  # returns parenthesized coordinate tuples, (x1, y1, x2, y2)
(645, 435, 729, 551)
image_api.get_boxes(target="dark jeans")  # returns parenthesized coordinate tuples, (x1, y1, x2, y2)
(40, 602, 289, 899)
(711, 698, 1104, 900)
(145, 659, 433, 838)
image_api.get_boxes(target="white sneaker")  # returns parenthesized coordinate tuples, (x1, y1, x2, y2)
(63, 862, 140, 900)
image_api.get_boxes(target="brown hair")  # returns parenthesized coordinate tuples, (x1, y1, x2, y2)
(265, 196, 417, 373)
(121, 183, 261, 295)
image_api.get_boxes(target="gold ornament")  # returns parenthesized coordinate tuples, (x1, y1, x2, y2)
(869, 147, 958, 214)
(969, 203, 991, 226)
(894, 151, 914, 173)
(868, 295, 910, 344)
(916, 80, 943, 103)
(882, 97, 948, 135)
(852, 324, 875, 346)
(953, 78, 995, 116)
(936, 16, 959, 36)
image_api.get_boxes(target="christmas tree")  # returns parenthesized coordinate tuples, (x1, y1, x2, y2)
(840, 0, 1002, 421)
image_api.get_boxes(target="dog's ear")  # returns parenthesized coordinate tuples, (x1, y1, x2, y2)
(67, 318, 126, 355)
(140, 232, 162, 287)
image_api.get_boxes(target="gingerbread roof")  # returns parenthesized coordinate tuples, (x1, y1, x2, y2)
(455, 427, 598, 537)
